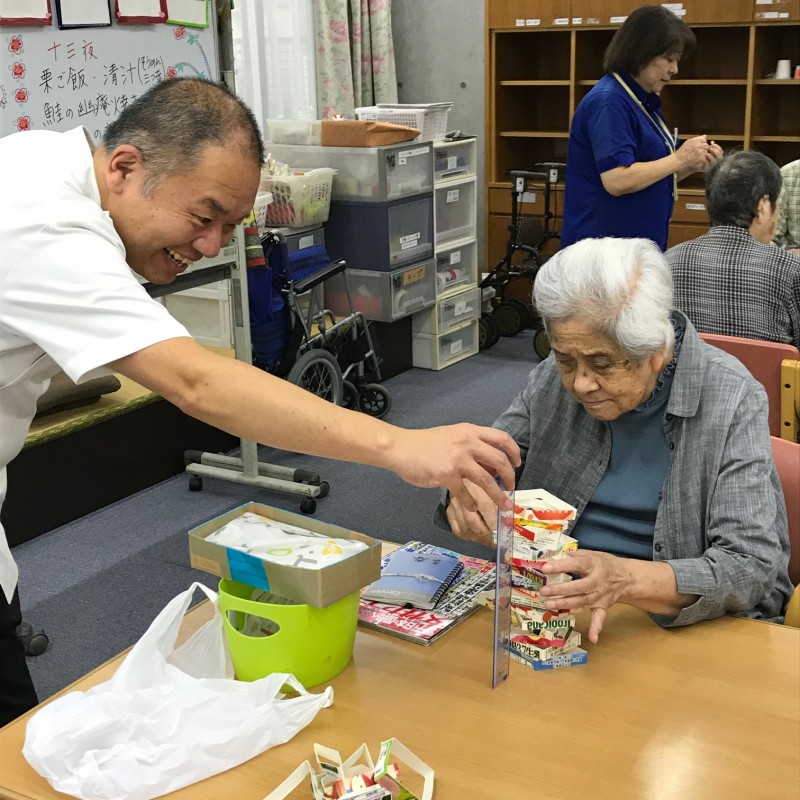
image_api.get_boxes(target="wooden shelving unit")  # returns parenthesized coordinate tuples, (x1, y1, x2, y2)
(485, 0, 800, 266)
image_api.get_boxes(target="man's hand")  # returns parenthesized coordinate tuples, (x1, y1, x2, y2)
(538, 550, 634, 643)
(445, 479, 498, 547)
(390, 424, 519, 512)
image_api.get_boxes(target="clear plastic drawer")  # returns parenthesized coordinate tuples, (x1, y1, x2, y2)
(435, 238, 478, 297)
(434, 177, 477, 246)
(412, 320, 479, 370)
(264, 141, 433, 202)
(412, 285, 480, 336)
(324, 261, 436, 322)
(433, 138, 477, 183)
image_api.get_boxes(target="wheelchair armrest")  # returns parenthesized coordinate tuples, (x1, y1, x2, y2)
(292, 258, 347, 294)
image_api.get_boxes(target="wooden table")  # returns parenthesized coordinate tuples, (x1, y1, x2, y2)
(1, 599, 798, 800)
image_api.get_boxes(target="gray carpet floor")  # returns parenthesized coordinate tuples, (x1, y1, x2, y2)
(13, 331, 538, 701)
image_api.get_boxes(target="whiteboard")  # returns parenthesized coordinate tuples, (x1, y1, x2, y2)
(0, 13, 218, 142)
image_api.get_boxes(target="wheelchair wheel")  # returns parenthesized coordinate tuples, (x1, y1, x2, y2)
(341, 379, 359, 410)
(492, 300, 526, 337)
(506, 298, 534, 329)
(357, 383, 391, 418)
(533, 328, 552, 360)
(478, 314, 500, 350)
(287, 349, 344, 405)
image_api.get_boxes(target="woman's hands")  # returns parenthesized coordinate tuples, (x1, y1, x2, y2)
(539, 551, 635, 643)
(676, 135, 724, 174)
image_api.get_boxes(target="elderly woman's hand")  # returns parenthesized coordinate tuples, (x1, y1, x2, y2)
(676, 134, 714, 173)
(445, 479, 497, 548)
(538, 550, 635, 643)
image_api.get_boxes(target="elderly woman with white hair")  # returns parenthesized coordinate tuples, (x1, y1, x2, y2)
(441, 237, 792, 641)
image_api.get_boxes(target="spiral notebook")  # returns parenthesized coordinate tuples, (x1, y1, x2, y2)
(361, 548, 464, 610)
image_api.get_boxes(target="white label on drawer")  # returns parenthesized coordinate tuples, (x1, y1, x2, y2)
(446, 189, 460, 203)
(610, 16, 627, 23)
(401, 239, 419, 250)
(454, 300, 468, 316)
(398, 157, 407, 165)
(522, 191, 537, 204)
(685, 203, 706, 211)
(399, 147, 429, 158)
(779, 11, 789, 16)
(554, 17, 569, 25)
(448, 156, 458, 170)
(450, 338, 464, 355)
(525, 19, 540, 26)
(400, 232, 420, 244)
(756, 1, 774, 5)
(515, 18, 525, 26)
(670, 8, 686, 15)
(298, 235, 315, 249)
(450, 250, 462, 265)
(661, 3, 683, 9)
(572, 17, 582, 24)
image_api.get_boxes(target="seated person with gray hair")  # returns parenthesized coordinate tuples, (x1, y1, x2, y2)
(438, 237, 792, 643)
(666, 149, 800, 350)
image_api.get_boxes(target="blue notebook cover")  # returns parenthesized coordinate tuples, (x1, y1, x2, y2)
(361, 549, 464, 610)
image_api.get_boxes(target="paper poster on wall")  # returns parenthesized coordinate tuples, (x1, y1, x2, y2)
(0, 0, 53, 26)
(115, 0, 166, 24)
(55, 0, 112, 29)
(0, 17, 217, 140)
(167, 0, 207, 27)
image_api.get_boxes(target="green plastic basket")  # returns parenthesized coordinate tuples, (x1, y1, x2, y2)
(218, 578, 359, 687)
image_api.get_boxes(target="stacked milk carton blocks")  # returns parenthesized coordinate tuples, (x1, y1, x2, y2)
(480, 489, 588, 671)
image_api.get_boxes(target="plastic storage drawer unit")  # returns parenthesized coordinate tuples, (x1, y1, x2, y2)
(434, 138, 477, 183)
(326, 194, 434, 271)
(412, 285, 481, 336)
(324, 260, 436, 323)
(412, 319, 479, 370)
(435, 238, 478, 297)
(434, 177, 477, 246)
(264, 141, 433, 203)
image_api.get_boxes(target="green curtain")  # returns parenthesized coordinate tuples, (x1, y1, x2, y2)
(313, 0, 398, 118)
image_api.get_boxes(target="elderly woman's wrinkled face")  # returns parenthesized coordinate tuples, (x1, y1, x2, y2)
(549, 319, 667, 421)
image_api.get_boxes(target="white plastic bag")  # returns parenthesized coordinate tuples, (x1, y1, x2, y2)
(23, 582, 333, 800)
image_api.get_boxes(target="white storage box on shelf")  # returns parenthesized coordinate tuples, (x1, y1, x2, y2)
(324, 261, 436, 323)
(259, 167, 335, 228)
(411, 284, 481, 336)
(434, 176, 477, 246)
(435, 237, 478, 298)
(434, 138, 477, 183)
(412, 319, 479, 370)
(355, 102, 453, 144)
(264, 141, 433, 203)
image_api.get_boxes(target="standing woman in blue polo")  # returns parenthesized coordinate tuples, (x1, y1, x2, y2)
(560, 6, 723, 251)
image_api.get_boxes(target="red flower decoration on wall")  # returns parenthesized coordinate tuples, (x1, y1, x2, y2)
(8, 36, 23, 55)
(16, 116, 30, 131)
(11, 62, 25, 79)
(174, 26, 186, 40)
(14, 88, 28, 103)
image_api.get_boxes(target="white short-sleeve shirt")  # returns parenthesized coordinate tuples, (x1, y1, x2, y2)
(0, 127, 190, 601)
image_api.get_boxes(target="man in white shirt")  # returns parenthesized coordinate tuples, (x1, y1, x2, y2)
(0, 78, 519, 724)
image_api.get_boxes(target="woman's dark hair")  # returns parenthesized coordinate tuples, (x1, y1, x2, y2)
(102, 77, 264, 194)
(706, 150, 782, 228)
(603, 6, 696, 76)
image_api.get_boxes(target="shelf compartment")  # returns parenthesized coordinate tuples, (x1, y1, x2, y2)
(494, 30, 571, 82)
(574, 29, 615, 84)
(751, 84, 800, 136)
(495, 84, 570, 133)
(493, 136, 569, 184)
(676, 26, 751, 79)
(753, 24, 800, 80)
(750, 139, 800, 166)
(754, 0, 800, 23)
(660, 85, 747, 138)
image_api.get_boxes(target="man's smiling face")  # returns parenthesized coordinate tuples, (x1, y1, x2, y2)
(107, 140, 259, 284)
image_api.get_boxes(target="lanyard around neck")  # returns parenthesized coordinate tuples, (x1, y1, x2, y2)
(612, 72, 677, 201)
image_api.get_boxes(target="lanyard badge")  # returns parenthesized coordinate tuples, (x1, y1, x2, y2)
(612, 72, 678, 201)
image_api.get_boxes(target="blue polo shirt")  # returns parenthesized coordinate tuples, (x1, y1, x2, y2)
(560, 72, 675, 251)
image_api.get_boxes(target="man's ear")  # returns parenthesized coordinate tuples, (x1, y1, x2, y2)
(105, 144, 144, 195)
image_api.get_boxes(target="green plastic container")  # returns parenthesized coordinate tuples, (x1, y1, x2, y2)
(218, 578, 359, 687)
